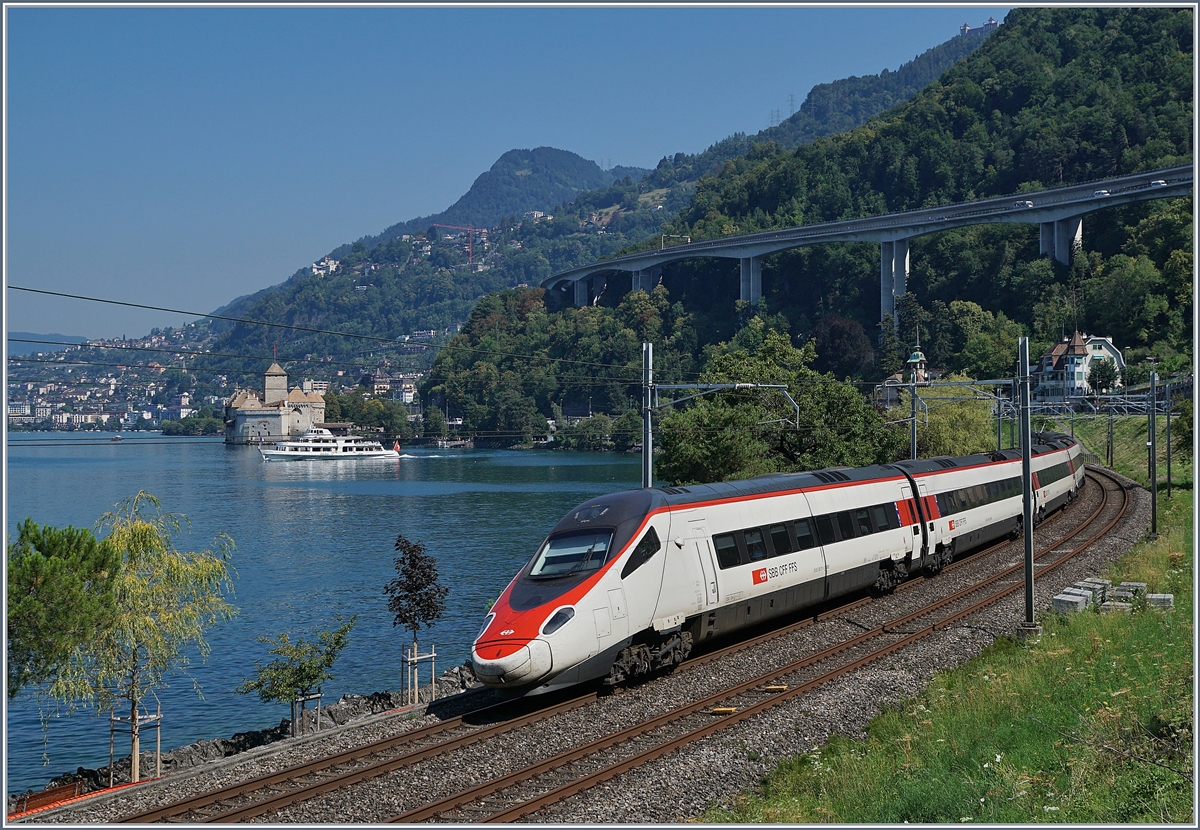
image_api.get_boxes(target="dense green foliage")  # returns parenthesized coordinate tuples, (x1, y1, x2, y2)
(160, 405, 225, 436)
(322, 390, 414, 441)
(655, 319, 905, 484)
(7, 520, 119, 699)
(421, 286, 698, 447)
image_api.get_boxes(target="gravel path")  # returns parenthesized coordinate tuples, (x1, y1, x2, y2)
(24, 469, 1149, 824)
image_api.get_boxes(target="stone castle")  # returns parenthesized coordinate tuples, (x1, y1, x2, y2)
(223, 363, 327, 444)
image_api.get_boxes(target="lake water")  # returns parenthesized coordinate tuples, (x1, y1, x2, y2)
(5, 433, 640, 796)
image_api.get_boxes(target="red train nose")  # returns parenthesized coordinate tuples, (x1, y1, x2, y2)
(471, 639, 552, 687)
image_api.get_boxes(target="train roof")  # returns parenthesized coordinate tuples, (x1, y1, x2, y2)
(559, 434, 1078, 518)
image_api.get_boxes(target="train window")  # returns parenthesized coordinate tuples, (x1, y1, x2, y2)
(713, 533, 741, 570)
(620, 527, 662, 579)
(529, 531, 613, 578)
(794, 519, 817, 550)
(770, 523, 791, 556)
(871, 505, 892, 532)
(836, 511, 857, 541)
(854, 508, 873, 536)
(744, 529, 768, 562)
(814, 515, 836, 545)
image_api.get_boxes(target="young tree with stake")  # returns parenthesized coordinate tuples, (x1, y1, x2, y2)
(48, 491, 236, 783)
(383, 534, 448, 697)
(236, 616, 357, 735)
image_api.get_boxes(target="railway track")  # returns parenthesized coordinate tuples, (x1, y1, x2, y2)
(113, 469, 1128, 824)
(392, 469, 1129, 823)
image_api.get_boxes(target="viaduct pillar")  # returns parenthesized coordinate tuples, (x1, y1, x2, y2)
(739, 257, 762, 304)
(880, 239, 910, 327)
(1039, 217, 1082, 265)
(574, 278, 589, 307)
(632, 267, 661, 294)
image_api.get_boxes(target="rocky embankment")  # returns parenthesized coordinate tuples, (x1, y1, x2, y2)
(7, 665, 477, 813)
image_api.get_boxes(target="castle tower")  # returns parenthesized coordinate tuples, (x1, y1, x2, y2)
(264, 363, 288, 406)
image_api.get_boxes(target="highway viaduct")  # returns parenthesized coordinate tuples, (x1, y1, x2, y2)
(540, 164, 1192, 325)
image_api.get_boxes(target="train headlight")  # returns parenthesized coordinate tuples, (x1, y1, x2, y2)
(541, 607, 575, 635)
(476, 613, 495, 641)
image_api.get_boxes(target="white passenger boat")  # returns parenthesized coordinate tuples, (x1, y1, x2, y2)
(259, 427, 401, 461)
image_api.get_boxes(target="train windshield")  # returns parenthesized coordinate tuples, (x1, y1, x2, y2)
(529, 531, 613, 579)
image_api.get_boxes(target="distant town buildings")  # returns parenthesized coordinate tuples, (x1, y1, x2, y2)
(312, 255, 340, 276)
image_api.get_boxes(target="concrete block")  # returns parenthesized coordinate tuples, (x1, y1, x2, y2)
(1119, 581, 1147, 595)
(1073, 582, 1104, 601)
(1146, 593, 1174, 609)
(1110, 589, 1136, 602)
(1062, 587, 1094, 605)
(1053, 593, 1089, 614)
(1083, 577, 1112, 587)
(1100, 601, 1133, 614)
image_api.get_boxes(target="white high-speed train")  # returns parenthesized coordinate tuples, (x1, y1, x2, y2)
(471, 433, 1085, 693)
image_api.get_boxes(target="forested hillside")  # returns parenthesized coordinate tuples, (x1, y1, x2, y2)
(421, 7, 1192, 452)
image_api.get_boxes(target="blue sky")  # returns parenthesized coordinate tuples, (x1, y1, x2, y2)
(5, 5, 1010, 339)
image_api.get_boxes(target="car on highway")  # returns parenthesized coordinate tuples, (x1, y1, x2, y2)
(1094, 190, 1110, 197)
(1150, 180, 1167, 187)
(1013, 200, 1034, 208)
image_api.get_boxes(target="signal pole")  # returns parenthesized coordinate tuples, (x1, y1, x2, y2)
(1148, 370, 1158, 535)
(642, 342, 653, 489)
(1018, 337, 1040, 638)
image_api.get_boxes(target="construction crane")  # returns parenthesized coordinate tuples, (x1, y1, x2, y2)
(430, 224, 485, 266)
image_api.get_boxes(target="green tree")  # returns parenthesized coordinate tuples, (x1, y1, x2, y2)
(422, 406, 448, 438)
(656, 318, 905, 484)
(1087, 358, 1119, 396)
(894, 373, 997, 458)
(49, 491, 237, 782)
(236, 616, 357, 734)
(323, 392, 343, 422)
(611, 409, 643, 452)
(7, 520, 119, 699)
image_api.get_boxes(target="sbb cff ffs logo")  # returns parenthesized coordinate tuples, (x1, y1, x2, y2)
(753, 568, 768, 585)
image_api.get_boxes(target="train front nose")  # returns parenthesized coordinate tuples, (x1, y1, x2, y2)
(471, 639, 553, 687)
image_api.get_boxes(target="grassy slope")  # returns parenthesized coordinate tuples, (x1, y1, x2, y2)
(708, 453, 1194, 823)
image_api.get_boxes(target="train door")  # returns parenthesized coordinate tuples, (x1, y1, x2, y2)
(689, 519, 719, 607)
(918, 481, 940, 550)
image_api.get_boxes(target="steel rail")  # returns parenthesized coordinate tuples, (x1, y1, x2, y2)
(118, 694, 597, 823)
(390, 470, 1126, 823)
